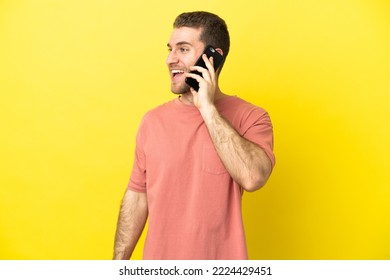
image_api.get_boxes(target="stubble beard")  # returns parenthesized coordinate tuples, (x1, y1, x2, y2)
(171, 82, 191, 95)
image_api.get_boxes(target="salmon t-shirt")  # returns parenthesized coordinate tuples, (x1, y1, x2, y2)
(128, 95, 275, 259)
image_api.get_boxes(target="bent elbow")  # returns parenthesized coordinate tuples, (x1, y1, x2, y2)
(243, 177, 267, 192)
(243, 168, 272, 192)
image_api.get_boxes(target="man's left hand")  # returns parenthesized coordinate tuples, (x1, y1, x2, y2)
(185, 54, 217, 112)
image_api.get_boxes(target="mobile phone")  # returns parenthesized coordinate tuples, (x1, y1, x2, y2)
(185, 45, 224, 91)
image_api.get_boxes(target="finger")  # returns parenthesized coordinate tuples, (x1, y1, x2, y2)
(202, 53, 214, 66)
(185, 72, 204, 82)
(186, 66, 212, 82)
(189, 65, 211, 81)
(203, 54, 214, 69)
(202, 54, 216, 80)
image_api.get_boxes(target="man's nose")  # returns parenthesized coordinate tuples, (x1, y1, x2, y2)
(166, 50, 179, 65)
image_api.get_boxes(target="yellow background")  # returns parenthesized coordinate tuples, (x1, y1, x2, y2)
(1, 0, 389, 259)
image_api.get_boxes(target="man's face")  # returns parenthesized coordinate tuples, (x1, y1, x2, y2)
(167, 27, 205, 95)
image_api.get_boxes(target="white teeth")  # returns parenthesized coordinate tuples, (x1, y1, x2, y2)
(171, 70, 184, 74)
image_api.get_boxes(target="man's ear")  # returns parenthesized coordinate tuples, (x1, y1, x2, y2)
(215, 48, 223, 57)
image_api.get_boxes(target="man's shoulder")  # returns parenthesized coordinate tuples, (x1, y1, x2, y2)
(219, 95, 267, 115)
(143, 99, 176, 120)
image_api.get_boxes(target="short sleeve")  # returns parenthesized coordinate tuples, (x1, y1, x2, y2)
(242, 108, 276, 168)
(128, 118, 147, 193)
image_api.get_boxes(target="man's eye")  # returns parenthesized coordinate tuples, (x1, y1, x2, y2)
(180, 48, 189, 53)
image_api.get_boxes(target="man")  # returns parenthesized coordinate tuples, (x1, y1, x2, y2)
(114, 11, 275, 260)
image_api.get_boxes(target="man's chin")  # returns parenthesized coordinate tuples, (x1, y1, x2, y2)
(171, 84, 191, 95)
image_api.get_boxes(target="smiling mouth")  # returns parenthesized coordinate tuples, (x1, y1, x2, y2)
(171, 69, 185, 80)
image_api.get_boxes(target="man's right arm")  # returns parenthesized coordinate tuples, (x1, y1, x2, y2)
(113, 189, 148, 260)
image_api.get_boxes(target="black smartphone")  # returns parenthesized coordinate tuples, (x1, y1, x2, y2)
(185, 45, 224, 91)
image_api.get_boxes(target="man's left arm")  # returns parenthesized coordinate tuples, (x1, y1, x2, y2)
(200, 105, 272, 192)
(186, 54, 273, 192)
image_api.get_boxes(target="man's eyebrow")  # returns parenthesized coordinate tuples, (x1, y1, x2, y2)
(167, 41, 193, 48)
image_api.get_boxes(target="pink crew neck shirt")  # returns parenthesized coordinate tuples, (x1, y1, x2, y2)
(128, 95, 275, 259)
